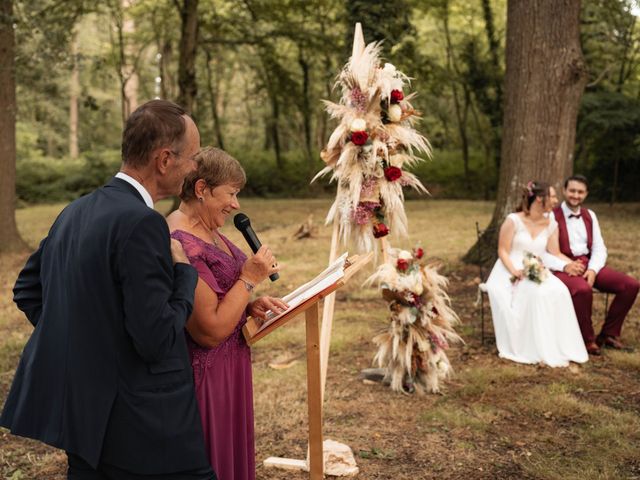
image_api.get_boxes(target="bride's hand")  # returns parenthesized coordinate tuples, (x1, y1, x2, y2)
(511, 269, 524, 280)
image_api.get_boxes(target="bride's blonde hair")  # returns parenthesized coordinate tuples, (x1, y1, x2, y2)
(516, 180, 550, 214)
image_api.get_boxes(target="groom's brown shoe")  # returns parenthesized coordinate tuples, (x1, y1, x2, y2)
(596, 335, 627, 350)
(585, 342, 602, 356)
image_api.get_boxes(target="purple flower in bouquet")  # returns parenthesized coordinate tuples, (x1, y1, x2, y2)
(350, 86, 368, 112)
(353, 201, 379, 225)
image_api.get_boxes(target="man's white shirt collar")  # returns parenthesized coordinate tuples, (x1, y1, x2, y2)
(561, 201, 579, 218)
(115, 172, 154, 208)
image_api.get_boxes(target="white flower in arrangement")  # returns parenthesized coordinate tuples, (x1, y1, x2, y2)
(398, 250, 413, 261)
(383, 62, 397, 74)
(437, 359, 449, 374)
(350, 118, 367, 132)
(396, 271, 424, 295)
(388, 104, 403, 122)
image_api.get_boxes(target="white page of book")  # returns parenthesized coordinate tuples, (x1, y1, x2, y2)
(255, 252, 349, 333)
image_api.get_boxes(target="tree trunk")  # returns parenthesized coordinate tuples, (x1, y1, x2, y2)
(69, 30, 79, 159)
(443, 3, 469, 181)
(122, 0, 138, 117)
(176, 0, 198, 115)
(268, 90, 283, 168)
(205, 50, 225, 149)
(0, 0, 28, 253)
(464, 0, 588, 266)
(298, 49, 313, 177)
(481, 0, 504, 171)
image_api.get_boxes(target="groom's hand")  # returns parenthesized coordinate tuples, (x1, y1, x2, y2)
(564, 261, 585, 276)
(583, 269, 596, 287)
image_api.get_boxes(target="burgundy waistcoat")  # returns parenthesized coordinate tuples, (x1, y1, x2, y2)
(553, 206, 593, 260)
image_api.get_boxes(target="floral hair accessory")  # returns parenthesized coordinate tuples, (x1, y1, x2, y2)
(526, 181, 535, 198)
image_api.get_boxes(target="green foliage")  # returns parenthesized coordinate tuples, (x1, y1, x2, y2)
(577, 91, 640, 201)
(409, 148, 497, 199)
(232, 149, 333, 198)
(9, 0, 640, 204)
(16, 150, 121, 204)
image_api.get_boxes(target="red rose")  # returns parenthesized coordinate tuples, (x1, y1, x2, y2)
(397, 258, 409, 271)
(372, 222, 389, 238)
(390, 89, 404, 103)
(351, 131, 369, 146)
(415, 247, 424, 259)
(384, 166, 402, 182)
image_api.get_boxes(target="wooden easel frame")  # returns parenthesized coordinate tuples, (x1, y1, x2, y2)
(243, 253, 371, 479)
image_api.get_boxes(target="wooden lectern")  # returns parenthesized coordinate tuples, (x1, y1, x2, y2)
(242, 252, 372, 479)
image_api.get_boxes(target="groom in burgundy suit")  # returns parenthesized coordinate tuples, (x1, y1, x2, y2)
(549, 175, 639, 355)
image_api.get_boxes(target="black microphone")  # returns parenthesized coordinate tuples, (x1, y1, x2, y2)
(233, 213, 279, 282)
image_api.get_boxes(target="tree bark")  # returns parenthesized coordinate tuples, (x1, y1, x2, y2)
(69, 30, 79, 159)
(205, 49, 225, 149)
(298, 48, 313, 177)
(443, 2, 469, 180)
(176, 0, 198, 115)
(122, 0, 138, 117)
(481, 0, 504, 171)
(464, 0, 588, 266)
(0, 0, 28, 253)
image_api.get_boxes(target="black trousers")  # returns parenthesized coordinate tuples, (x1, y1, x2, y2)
(67, 453, 216, 480)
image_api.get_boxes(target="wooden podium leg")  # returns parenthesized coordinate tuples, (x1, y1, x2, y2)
(306, 303, 324, 480)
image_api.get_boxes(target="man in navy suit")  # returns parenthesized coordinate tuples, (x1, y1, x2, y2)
(1, 100, 217, 479)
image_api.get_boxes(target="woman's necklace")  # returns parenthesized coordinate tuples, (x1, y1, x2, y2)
(210, 229, 220, 247)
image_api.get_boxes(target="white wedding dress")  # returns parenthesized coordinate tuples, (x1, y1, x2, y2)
(484, 213, 588, 367)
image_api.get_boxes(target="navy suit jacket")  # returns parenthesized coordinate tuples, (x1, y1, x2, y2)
(0, 178, 210, 474)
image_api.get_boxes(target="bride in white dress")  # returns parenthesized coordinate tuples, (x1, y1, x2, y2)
(484, 181, 588, 367)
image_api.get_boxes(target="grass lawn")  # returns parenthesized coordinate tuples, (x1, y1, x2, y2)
(1, 199, 639, 479)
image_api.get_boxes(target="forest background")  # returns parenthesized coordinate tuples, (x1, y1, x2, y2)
(7, 0, 640, 207)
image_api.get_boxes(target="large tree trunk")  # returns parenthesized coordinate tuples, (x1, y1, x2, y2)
(464, 0, 588, 266)
(176, 0, 198, 114)
(0, 0, 28, 253)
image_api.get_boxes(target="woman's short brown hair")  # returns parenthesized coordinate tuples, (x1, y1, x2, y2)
(180, 147, 246, 201)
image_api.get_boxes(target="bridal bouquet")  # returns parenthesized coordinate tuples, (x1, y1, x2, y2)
(512, 252, 549, 284)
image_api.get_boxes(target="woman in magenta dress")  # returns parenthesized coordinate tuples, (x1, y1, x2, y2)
(167, 147, 286, 480)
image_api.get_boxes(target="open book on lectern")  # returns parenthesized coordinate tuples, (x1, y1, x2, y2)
(242, 251, 373, 344)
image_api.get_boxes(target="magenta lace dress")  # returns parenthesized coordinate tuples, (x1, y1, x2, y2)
(171, 230, 255, 480)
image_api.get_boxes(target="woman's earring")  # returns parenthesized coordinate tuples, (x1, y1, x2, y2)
(198, 196, 204, 202)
